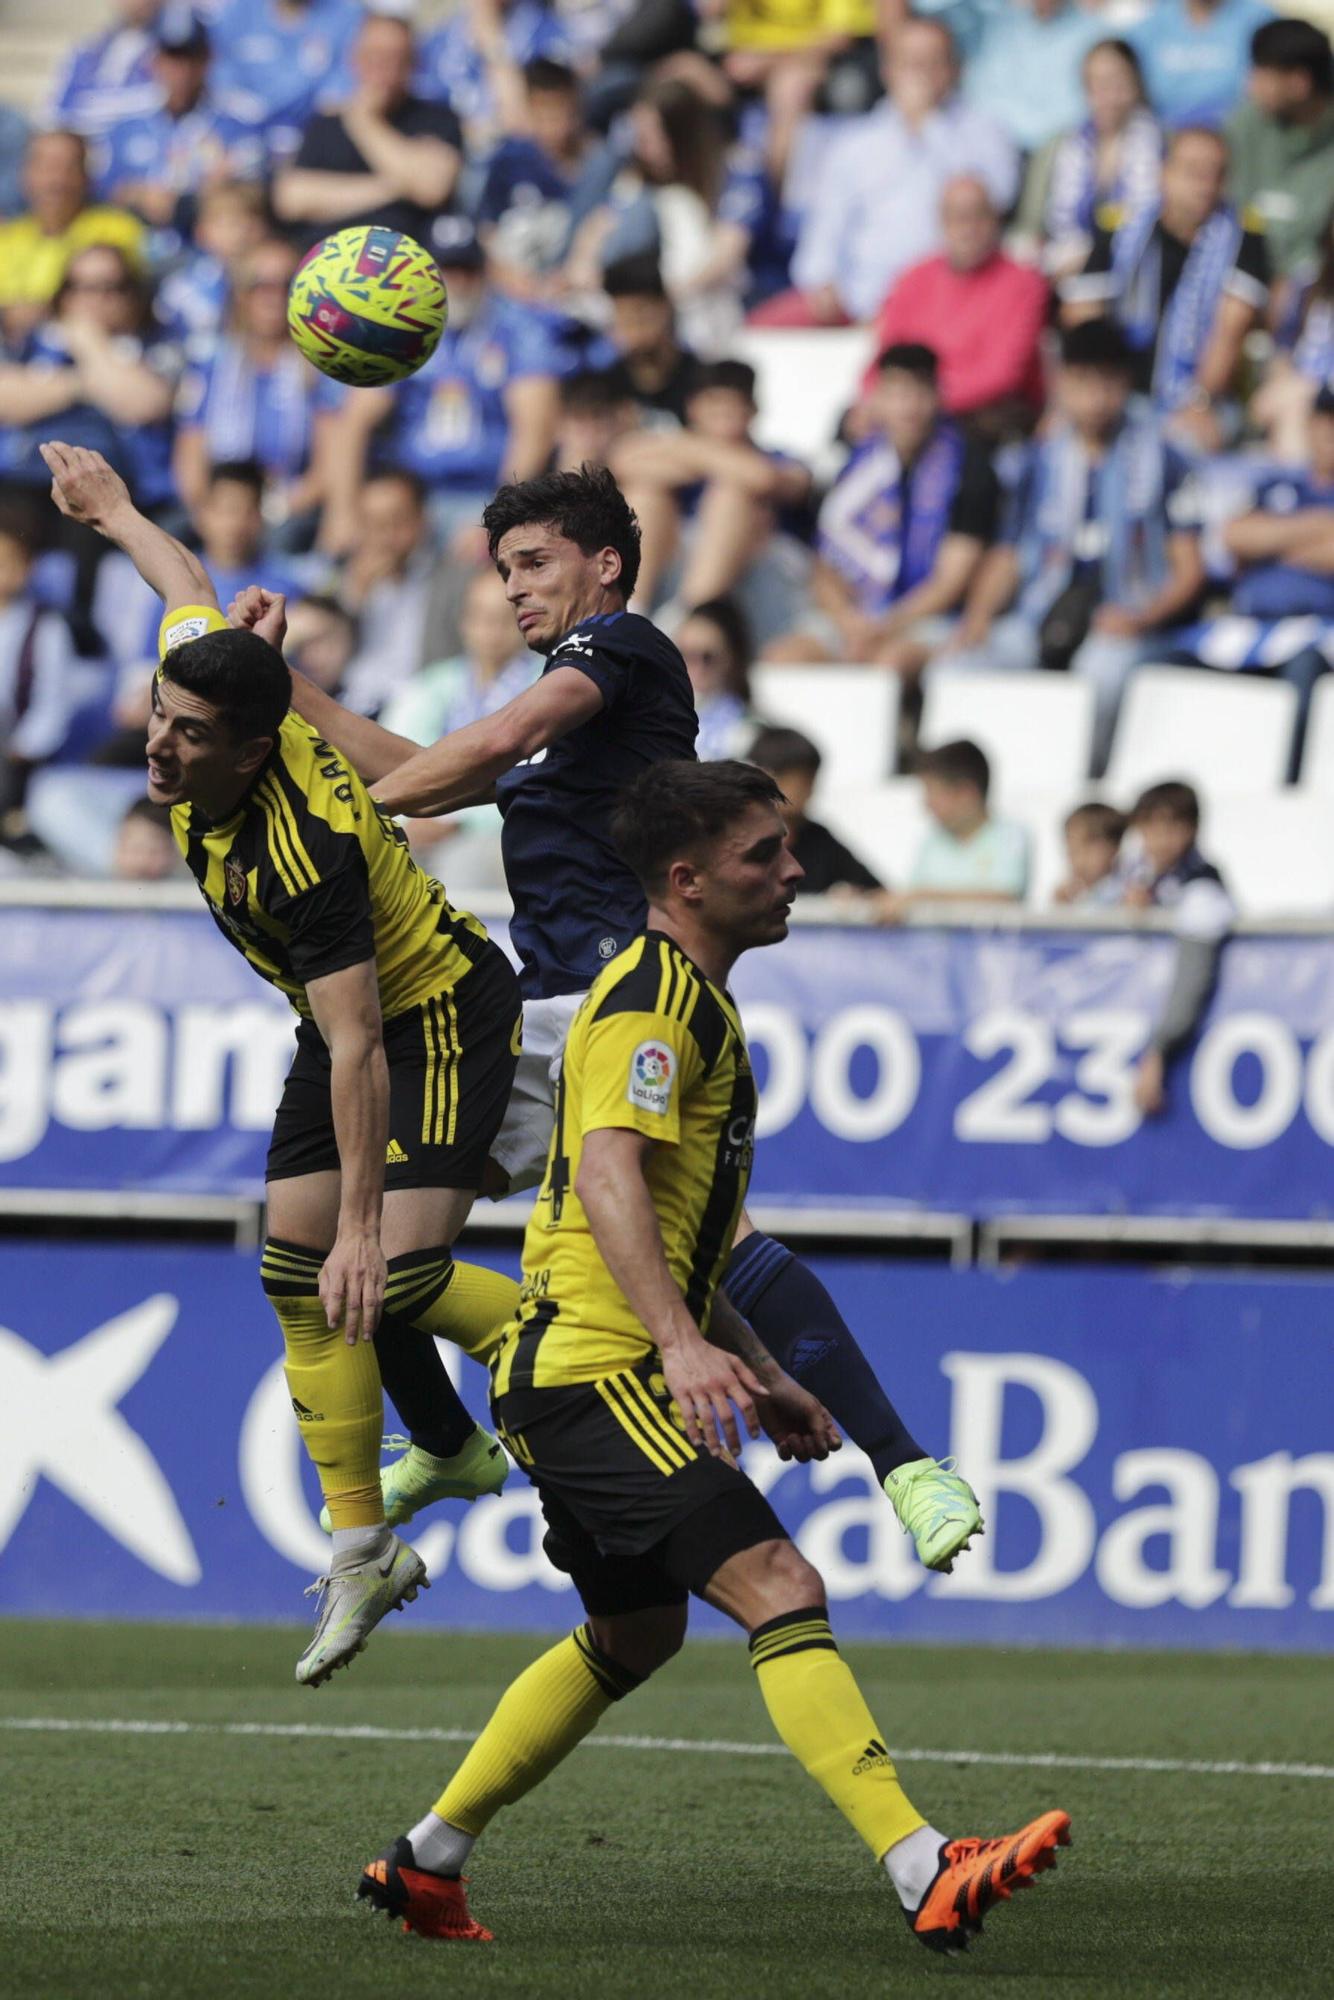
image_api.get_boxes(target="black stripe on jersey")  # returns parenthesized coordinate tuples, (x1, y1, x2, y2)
(589, 938, 664, 1023)
(259, 773, 318, 891)
(508, 1297, 559, 1391)
(436, 900, 487, 966)
(683, 1055, 756, 1324)
(257, 784, 307, 898)
(268, 760, 328, 883)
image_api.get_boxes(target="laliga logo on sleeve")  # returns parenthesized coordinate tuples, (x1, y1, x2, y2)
(628, 1040, 675, 1115)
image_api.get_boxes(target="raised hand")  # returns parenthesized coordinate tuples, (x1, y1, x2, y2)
(39, 440, 132, 530)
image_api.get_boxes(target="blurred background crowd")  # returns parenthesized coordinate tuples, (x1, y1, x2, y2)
(1, 0, 1333, 926)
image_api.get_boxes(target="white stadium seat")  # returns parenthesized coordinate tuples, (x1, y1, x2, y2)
(1297, 673, 1334, 793)
(1201, 794, 1334, 918)
(920, 670, 1096, 805)
(818, 778, 929, 888)
(730, 327, 876, 471)
(750, 664, 899, 798)
(1104, 667, 1298, 804)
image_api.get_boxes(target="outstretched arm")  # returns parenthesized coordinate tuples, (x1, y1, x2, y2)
(40, 440, 217, 614)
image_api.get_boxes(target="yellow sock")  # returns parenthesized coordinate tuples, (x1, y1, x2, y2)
(385, 1247, 521, 1366)
(260, 1237, 384, 1530)
(434, 1625, 639, 1834)
(749, 1608, 925, 1860)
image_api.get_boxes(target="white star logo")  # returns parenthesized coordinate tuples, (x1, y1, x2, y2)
(0, 1295, 202, 1585)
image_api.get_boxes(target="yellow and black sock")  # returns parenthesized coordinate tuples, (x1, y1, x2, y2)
(433, 1624, 641, 1835)
(260, 1237, 383, 1530)
(377, 1248, 521, 1456)
(748, 1606, 925, 1860)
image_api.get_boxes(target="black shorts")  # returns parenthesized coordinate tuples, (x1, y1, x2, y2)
(268, 941, 522, 1192)
(493, 1358, 785, 1612)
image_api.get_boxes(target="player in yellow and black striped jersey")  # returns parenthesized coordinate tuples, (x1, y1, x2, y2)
(361, 759, 1073, 1957)
(42, 440, 524, 1688)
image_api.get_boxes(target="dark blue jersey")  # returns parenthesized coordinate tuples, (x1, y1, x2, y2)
(495, 611, 698, 999)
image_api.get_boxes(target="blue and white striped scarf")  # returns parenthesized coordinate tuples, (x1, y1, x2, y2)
(205, 337, 313, 476)
(1111, 203, 1240, 411)
(1017, 400, 1170, 621)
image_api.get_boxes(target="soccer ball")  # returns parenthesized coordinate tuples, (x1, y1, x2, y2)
(286, 225, 448, 388)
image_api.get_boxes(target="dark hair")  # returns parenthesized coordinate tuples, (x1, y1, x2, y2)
(689, 358, 757, 402)
(683, 593, 753, 695)
(1131, 780, 1200, 829)
(603, 253, 667, 301)
(1251, 17, 1333, 90)
(559, 364, 633, 414)
(364, 464, 427, 510)
(292, 590, 355, 629)
(1083, 36, 1146, 101)
(161, 626, 291, 744)
(482, 463, 642, 599)
(1066, 799, 1127, 845)
(611, 758, 785, 895)
(208, 458, 265, 501)
(877, 341, 939, 386)
(918, 737, 990, 798)
(524, 55, 578, 95)
(749, 724, 822, 780)
(54, 240, 148, 328)
(121, 795, 173, 831)
(1166, 122, 1229, 162)
(1060, 318, 1135, 373)
(0, 499, 39, 558)
(635, 77, 728, 207)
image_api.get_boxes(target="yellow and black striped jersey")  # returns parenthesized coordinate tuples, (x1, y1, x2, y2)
(161, 606, 490, 1021)
(492, 930, 757, 1391)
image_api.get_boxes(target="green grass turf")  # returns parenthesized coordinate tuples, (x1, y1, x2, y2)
(1, 1621, 1331, 1999)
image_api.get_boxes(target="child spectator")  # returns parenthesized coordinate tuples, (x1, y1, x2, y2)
(897, 738, 1030, 909)
(1120, 779, 1235, 1115)
(1054, 799, 1128, 903)
(749, 724, 885, 901)
(0, 505, 77, 833)
(112, 796, 181, 880)
(153, 179, 270, 354)
(599, 253, 699, 423)
(678, 596, 761, 762)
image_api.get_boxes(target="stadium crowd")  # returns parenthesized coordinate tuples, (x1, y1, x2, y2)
(1, 0, 1333, 919)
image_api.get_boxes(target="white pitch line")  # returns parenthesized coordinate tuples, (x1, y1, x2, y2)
(2, 1716, 1332, 1782)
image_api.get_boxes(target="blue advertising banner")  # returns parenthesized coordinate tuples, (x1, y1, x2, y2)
(1, 1244, 1330, 1651)
(3, 903, 1334, 1218)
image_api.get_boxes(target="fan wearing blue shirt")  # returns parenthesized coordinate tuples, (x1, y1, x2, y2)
(209, 0, 363, 160)
(477, 59, 620, 298)
(415, 0, 571, 150)
(1130, 0, 1274, 128)
(47, 0, 162, 141)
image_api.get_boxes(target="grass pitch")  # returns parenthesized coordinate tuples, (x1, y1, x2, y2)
(2, 1621, 1330, 1999)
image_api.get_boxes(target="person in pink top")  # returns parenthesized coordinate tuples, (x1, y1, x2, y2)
(867, 175, 1050, 437)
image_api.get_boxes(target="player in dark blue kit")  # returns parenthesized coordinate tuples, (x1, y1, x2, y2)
(231, 467, 980, 1569)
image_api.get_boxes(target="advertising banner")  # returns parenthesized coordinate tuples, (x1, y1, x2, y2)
(2, 1245, 1329, 1651)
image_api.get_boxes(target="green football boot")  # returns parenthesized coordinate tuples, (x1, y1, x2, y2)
(319, 1426, 510, 1535)
(884, 1456, 983, 1574)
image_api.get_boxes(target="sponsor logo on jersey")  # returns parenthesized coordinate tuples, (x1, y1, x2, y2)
(628, 1040, 675, 1116)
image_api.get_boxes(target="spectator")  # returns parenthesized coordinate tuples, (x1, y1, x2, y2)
(1053, 799, 1127, 903)
(869, 176, 1049, 436)
(112, 795, 181, 879)
(94, 7, 265, 242)
(611, 358, 812, 628)
(1062, 125, 1270, 449)
(755, 16, 1018, 326)
(0, 131, 145, 345)
(283, 592, 357, 696)
(939, 322, 1206, 769)
(0, 105, 29, 220)
(1130, 0, 1275, 130)
(0, 504, 77, 831)
(748, 724, 886, 901)
(47, 0, 161, 142)
(274, 11, 463, 254)
(1043, 41, 1163, 280)
(1227, 17, 1334, 280)
(415, 0, 572, 154)
(173, 235, 342, 533)
(678, 596, 761, 761)
(893, 737, 1029, 910)
(963, 0, 1104, 155)
(551, 365, 637, 471)
(209, 0, 363, 163)
(600, 253, 699, 422)
(325, 224, 562, 554)
(477, 60, 619, 304)
(768, 343, 998, 677)
(721, 0, 877, 187)
(153, 178, 270, 352)
(1120, 779, 1235, 1116)
(336, 470, 453, 716)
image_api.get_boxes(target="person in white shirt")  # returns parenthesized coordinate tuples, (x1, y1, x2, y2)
(882, 737, 1030, 918)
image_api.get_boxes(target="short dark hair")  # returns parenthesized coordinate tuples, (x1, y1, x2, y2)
(1066, 800, 1127, 845)
(876, 342, 939, 386)
(161, 626, 291, 745)
(611, 758, 786, 896)
(1166, 122, 1229, 162)
(524, 55, 578, 94)
(1251, 17, 1333, 89)
(1131, 780, 1200, 829)
(1060, 319, 1135, 373)
(918, 737, 990, 797)
(0, 499, 39, 558)
(121, 795, 173, 832)
(559, 364, 633, 414)
(365, 464, 427, 510)
(685, 593, 753, 685)
(208, 459, 265, 501)
(603, 253, 667, 301)
(482, 463, 642, 599)
(689, 358, 757, 402)
(749, 724, 821, 779)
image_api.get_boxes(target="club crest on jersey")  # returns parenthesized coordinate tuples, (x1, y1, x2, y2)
(598, 936, 619, 961)
(224, 856, 247, 906)
(628, 1040, 675, 1115)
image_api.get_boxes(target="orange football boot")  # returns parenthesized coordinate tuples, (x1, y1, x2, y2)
(906, 1809, 1072, 1952)
(357, 1836, 494, 1942)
